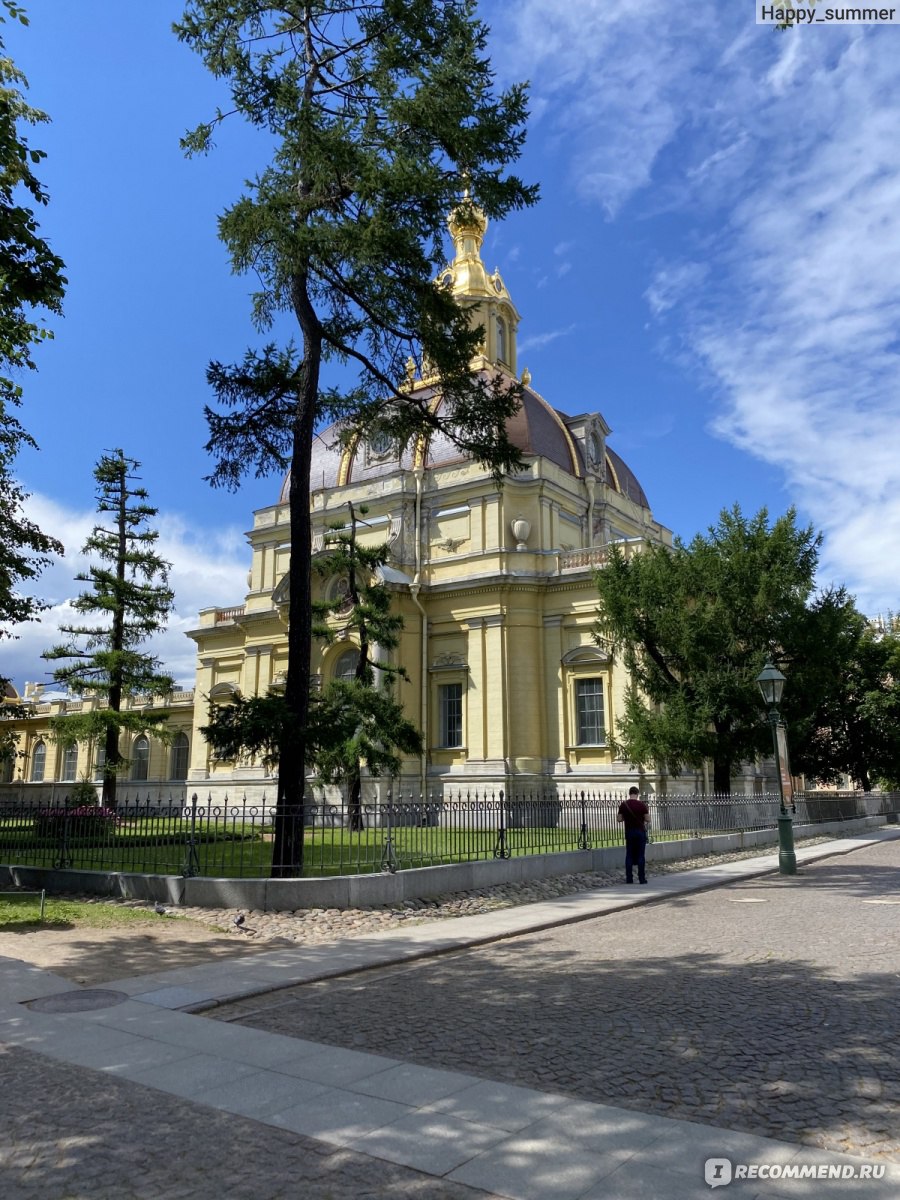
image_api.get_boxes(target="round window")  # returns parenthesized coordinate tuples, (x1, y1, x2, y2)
(369, 429, 393, 458)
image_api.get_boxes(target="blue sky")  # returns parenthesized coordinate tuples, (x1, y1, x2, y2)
(5, 2, 900, 689)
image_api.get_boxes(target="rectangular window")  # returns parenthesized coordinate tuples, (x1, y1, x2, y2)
(61, 743, 78, 782)
(439, 682, 463, 748)
(170, 734, 190, 781)
(576, 678, 605, 745)
(30, 741, 46, 782)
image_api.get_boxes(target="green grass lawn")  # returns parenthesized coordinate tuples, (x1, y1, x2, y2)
(0, 893, 176, 931)
(0, 814, 685, 878)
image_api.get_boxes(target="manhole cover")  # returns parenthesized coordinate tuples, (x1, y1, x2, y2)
(26, 989, 130, 1013)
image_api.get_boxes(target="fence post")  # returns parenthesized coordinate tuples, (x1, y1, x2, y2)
(53, 796, 72, 871)
(182, 793, 201, 877)
(379, 785, 398, 873)
(493, 789, 510, 859)
(578, 789, 591, 850)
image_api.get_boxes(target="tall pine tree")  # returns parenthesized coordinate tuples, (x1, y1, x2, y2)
(202, 505, 422, 831)
(177, 1, 536, 874)
(44, 450, 174, 807)
(310, 503, 422, 829)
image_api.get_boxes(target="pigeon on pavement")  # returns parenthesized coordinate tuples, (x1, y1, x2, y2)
(233, 912, 246, 929)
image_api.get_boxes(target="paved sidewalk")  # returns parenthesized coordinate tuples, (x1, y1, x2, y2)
(2, 830, 898, 1200)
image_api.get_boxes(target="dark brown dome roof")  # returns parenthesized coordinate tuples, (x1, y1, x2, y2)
(280, 386, 648, 508)
(606, 447, 649, 508)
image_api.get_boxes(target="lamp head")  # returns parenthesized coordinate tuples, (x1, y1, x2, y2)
(756, 660, 786, 709)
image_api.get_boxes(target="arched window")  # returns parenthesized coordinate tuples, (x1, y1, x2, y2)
(30, 740, 46, 782)
(326, 576, 353, 614)
(61, 743, 78, 782)
(333, 647, 360, 682)
(170, 732, 189, 781)
(131, 735, 150, 782)
(496, 315, 508, 364)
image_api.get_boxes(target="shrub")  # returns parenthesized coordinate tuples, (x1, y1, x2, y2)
(33, 805, 119, 840)
(67, 778, 100, 807)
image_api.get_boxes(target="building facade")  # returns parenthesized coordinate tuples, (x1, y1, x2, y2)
(3, 206, 681, 802)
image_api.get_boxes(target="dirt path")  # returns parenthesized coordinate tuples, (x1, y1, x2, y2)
(0, 917, 268, 986)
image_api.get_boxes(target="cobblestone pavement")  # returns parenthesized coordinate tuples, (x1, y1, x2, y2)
(213, 838, 900, 1163)
(101, 835, 836, 946)
(0, 1042, 506, 1200)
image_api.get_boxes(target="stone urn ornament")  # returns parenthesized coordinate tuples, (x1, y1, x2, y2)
(511, 518, 531, 551)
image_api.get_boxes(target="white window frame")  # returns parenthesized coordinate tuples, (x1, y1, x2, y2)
(61, 742, 78, 782)
(562, 645, 611, 751)
(30, 740, 46, 782)
(438, 681, 464, 749)
(170, 732, 190, 780)
(575, 677, 606, 746)
(131, 735, 150, 782)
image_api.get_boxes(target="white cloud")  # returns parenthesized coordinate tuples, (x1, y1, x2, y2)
(492, 0, 714, 217)
(645, 262, 709, 317)
(518, 324, 578, 355)
(495, 1, 900, 611)
(692, 34, 900, 611)
(3, 493, 249, 692)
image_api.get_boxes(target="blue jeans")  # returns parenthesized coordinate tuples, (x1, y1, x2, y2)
(625, 829, 647, 883)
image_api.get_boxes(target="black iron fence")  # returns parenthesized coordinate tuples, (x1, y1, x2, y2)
(0, 789, 896, 880)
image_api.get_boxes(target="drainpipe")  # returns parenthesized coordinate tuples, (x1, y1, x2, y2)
(410, 466, 428, 797)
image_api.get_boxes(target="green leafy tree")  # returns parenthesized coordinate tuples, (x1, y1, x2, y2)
(595, 506, 822, 794)
(177, 0, 536, 874)
(201, 504, 422, 835)
(791, 610, 900, 792)
(0, 2, 67, 684)
(43, 451, 175, 807)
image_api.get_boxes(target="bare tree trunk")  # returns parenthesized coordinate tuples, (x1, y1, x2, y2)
(347, 771, 363, 832)
(713, 756, 732, 796)
(103, 463, 129, 810)
(272, 273, 321, 877)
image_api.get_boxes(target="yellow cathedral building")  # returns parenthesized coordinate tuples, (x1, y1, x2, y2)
(3, 205, 675, 802)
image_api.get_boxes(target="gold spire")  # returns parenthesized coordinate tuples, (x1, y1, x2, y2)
(441, 194, 521, 374)
(447, 192, 488, 258)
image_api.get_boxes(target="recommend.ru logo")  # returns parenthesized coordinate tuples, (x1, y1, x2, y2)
(705, 1158, 733, 1188)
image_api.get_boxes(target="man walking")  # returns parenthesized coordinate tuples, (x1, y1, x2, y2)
(617, 785, 650, 884)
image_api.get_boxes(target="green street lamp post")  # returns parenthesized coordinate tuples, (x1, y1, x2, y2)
(756, 660, 797, 876)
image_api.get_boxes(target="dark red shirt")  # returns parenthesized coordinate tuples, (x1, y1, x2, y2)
(618, 796, 649, 831)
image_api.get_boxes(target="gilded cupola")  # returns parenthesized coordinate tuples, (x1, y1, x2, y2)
(437, 196, 521, 376)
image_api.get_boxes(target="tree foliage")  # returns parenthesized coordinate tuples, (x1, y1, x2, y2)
(790, 610, 900, 792)
(43, 451, 175, 806)
(310, 503, 421, 826)
(202, 505, 422, 840)
(595, 506, 822, 794)
(178, 0, 535, 873)
(0, 2, 67, 682)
